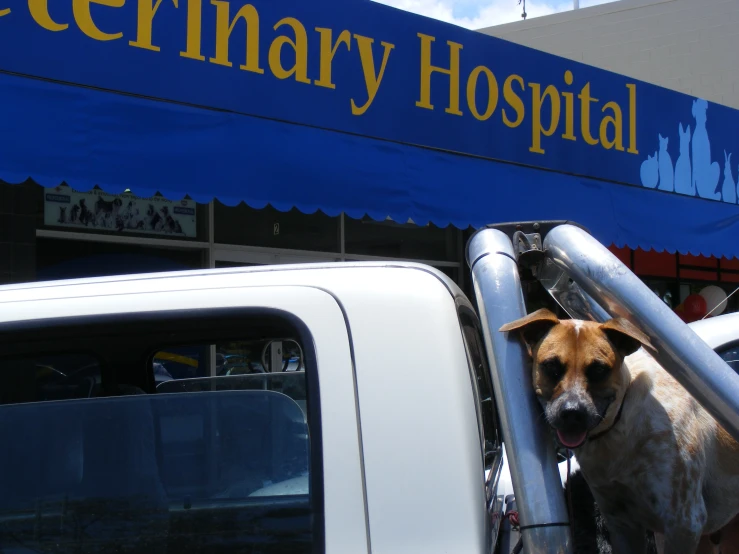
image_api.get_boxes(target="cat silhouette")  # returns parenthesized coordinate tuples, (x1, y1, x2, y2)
(657, 134, 674, 191)
(720, 151, 736, 203)
(674, 123, 694, 195)
(691, 99, 721, 200)
(641, 151, 659, 189)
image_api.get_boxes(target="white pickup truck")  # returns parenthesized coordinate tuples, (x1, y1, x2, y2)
(1, 222, 738, 554)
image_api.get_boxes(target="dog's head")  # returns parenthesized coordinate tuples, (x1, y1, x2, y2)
(500, 309, 654, 449)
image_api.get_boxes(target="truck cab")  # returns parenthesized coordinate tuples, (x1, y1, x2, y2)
(0, 262, 504, 554)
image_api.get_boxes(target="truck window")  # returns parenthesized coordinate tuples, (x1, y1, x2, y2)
(0, 309, 322, 554)
(0, 353, 103, 405)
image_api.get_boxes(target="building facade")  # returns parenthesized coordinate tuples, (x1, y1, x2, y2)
(2, 0, 739, 321)
(479, 0, 739, 109)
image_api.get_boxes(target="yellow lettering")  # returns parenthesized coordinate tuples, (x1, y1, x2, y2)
(210, 1, 263, 73)
(627, 83, 638, 154)
(315, 28, 351, 90)
(180, 0, 204, 61)
(352, 34, 394, 116)
(28, 0, 69, 31)
(502, 74, 524, 128)
(561, 70, 576, 141)
(268, 17, 310, 83)
(466, 66, 498, 121)
(578, 82, 599, 146)
(529, 83, 560, 154)
(73, 0, 125, 41)
(129, 0, 167, 51)
(416, 33, 463, 116)
(600, 101, 624, 151)
(0, 7, 9, 16)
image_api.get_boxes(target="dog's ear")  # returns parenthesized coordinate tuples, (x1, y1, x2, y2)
(600, 317, 656, 357)
(499, 308, 560, 357)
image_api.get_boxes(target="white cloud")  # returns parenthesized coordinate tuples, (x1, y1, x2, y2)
(371, 0, 617, 30)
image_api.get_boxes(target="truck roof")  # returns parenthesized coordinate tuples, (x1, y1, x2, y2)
(0, 261, 470, 323)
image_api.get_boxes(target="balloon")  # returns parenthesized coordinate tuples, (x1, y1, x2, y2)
(683, 294, 708, 322)
(699, 285, 728, 317)
(675, 311, 690, 323)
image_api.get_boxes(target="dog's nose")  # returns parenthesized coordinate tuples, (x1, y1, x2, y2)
(560, 402, 588, 427)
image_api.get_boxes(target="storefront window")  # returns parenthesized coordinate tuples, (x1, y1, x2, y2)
(344, 215, 462, 262)
(642, 278, 679, 309)
(214, 261, 262, 269)
(609, 245, 739, 316)
(214, 201, 340, 253)
(36, 238, 204, 281)
(1, 180, 38, 284)
(435, 265, 459, 283)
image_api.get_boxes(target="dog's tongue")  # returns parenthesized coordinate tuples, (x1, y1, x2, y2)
(557, 430, 587, 448)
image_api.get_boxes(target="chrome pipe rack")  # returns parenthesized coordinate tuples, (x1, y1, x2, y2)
(467, 228, 572, 554)
(468, 220, 739, 553)
(543, 223, 739, 441)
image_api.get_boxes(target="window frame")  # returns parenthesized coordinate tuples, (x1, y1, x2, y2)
(455, 300, 504, 553)
(0, 307, 326, 554)
(456, 302, 501, 463)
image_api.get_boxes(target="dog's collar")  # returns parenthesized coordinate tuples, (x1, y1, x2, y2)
(588, 388, 629, 443)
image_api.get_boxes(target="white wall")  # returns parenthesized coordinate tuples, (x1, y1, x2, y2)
(478, 0, 739, 109)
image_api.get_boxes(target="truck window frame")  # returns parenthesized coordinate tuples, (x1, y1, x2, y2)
(456, 301, 503, 554)
(0, 307, 326, 554)
(456, 303, 501, 461)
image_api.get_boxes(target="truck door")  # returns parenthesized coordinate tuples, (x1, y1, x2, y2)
(0, 285, 367, 554)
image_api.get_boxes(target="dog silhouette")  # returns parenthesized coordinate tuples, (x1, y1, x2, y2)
(691, 99, 721, 200)
(657, 134, 674, 191)
(719, 151, 736, 203)
(674, 123, 694, 195)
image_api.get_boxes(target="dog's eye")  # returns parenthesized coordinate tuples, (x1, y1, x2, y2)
(539, 358, 565, 380)
(586, 361, 611, 382)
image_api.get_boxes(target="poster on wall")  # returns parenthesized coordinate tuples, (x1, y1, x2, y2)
(44, 185, 197, 238)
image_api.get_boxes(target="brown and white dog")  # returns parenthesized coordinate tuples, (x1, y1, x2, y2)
(500, 308, 739, 554)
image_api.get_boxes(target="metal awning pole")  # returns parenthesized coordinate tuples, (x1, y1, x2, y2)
(468, 229, 572, 554)
(544, 224, 739, 441)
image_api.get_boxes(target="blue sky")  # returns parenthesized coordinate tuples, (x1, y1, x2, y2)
(371, 0, 617, 29)
(453, 0, 500, 19)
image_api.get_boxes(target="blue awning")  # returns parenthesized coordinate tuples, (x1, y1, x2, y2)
(3, 71, 739, 259)
(3, 0, 739, 260)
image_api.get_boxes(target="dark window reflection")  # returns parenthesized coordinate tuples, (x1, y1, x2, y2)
(344, 215, 461, 262)
(215, 201, 339, 253)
